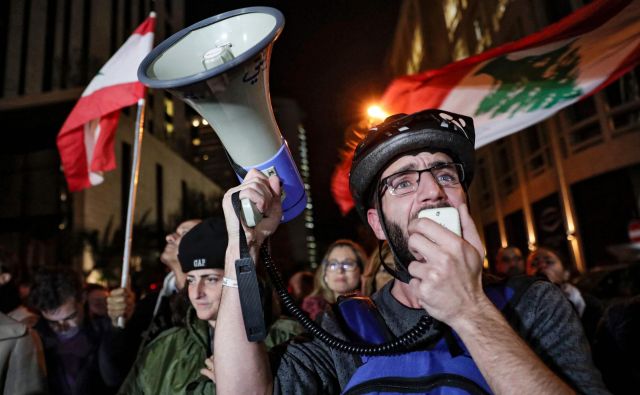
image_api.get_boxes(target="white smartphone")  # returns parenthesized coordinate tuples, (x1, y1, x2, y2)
(418, 207, 462, 236)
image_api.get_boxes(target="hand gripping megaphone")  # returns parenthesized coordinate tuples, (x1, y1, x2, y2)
(138, 7, 306, 226)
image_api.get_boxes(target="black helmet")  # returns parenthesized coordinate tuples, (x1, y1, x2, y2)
(349, 109, 476, 283)
(349, 109, 476, 224)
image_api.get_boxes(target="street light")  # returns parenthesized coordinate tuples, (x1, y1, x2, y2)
(366, 104, 388, 123)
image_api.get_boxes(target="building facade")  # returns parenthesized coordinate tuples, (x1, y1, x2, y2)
(0, 0, 222, 284)
(387, 0, 640, 273)
(0, 0, 316, 284)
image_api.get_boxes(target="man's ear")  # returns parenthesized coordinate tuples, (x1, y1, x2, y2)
(367, 208, 386, 240)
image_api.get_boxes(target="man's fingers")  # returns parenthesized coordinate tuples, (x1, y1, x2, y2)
(458, 204, 484, 257)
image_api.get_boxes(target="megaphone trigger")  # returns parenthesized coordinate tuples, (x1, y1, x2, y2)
(241, 198, 263, 228)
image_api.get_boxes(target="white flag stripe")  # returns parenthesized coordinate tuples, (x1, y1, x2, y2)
(82, 32, 154, 97)
(440, 1, 640, 148)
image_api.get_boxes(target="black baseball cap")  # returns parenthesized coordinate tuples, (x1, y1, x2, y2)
(178, 217, 228, 273)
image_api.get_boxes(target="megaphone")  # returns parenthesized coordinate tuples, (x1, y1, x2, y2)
(138, 7, 306, 226)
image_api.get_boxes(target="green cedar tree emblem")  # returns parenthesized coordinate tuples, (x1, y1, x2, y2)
(474, 42, 583, 118)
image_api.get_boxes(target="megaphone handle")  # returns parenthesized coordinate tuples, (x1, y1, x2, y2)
(241, 198, 263, 227)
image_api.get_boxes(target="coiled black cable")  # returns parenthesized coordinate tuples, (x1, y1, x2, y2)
(260, 243, 441, 355)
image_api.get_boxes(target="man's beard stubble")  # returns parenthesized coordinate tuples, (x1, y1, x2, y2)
(386, 220, 415, 267)
(384, 202, 451, 268)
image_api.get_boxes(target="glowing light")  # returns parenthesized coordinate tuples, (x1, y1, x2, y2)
(192, 138, 201, 146)
(192, 118, 201, 127)
(202, 119, 209, 126)
(367, 105, 388, 122)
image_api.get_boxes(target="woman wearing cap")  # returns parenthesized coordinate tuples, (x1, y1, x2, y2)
(117, 218, 227, 394)
(301, 239, 366, 320)
(118, 217, 303, 394)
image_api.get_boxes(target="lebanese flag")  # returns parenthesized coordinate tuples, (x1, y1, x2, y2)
(57, 13, 156, 192)
(332, 0, 640, 215)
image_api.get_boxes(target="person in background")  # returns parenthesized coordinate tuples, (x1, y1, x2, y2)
(361, 241, 395, 296)
(118, 217, 303, 394)
(0, 247, 39, 327)
(592, 295, 640, 394)
(30, 267, 125, 395)
(526, 246, 603, 344)
(0, 311, 48, 395)
(287, 270, 315, 306)
(85, 283, 109, 320)
(106, 219, 201, 371)
(301, 239, 367, 320)
(494, 245, 525, 277)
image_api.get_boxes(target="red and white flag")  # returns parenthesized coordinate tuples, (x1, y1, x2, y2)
(57, 13, 156, 192)
(332, 0, 640, 215)
(380, 0, 640, 148)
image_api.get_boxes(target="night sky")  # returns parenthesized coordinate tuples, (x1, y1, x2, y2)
(188, 1, 402, 251)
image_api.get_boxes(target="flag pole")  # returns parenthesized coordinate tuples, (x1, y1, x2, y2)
(117, 98, 146, 328)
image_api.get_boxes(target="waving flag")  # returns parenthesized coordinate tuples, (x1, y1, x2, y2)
(381, 0, 640, 147)
(332, 0, 640, 215)
(57, 13, 156, 192)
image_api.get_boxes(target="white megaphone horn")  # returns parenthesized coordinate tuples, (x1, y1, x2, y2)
(138, 7, 306, 226)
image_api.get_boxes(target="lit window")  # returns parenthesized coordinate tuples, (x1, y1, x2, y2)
(164, 98, 174, 117)
(453, 38, 469, 61)
(407, 26, 424, 74)
(443, 0, 461, 33)
(165, 122, 174, 134)
(493, 0, 510, 32)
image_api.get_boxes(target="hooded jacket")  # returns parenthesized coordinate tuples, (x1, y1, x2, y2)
(0, 312, 47, 395)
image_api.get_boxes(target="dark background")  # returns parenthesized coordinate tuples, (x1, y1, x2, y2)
(187, 1, 401, 252)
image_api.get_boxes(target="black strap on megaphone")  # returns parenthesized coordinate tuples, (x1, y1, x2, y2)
(224, 148, 248, 178)
(229, 184, 438, 354)
(258, 241, 440, 355)
(231, 191, 267, 342)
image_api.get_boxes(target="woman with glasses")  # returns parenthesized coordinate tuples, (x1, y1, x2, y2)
(301, 239, 367, 320)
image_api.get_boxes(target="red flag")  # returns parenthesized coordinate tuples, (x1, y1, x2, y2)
(57, 13, 156, 192)
(332, 0, 640, 215)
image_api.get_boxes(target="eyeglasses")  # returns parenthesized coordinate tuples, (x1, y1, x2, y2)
(379, 162, 464, 196)
(325, 259, 359, 272)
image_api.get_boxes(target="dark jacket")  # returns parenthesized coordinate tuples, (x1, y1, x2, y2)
(35, 315, 125, 395)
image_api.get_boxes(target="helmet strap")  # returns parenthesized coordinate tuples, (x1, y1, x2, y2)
(375, 186, 412, 284)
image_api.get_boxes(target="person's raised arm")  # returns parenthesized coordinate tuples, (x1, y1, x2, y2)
(215, 169, 282, 395)
(407, 204, 575, 395)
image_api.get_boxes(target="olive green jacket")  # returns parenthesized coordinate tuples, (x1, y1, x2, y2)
(118, 307, 304, 395)
(117, 307, 213, 395)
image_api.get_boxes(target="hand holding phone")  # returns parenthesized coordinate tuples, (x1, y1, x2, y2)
(418, 207, 461, 236)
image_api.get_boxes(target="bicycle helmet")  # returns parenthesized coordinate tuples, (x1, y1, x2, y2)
(349, 108, 476, 282)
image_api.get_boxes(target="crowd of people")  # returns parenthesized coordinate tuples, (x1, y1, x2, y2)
(1, 108, 638, 394)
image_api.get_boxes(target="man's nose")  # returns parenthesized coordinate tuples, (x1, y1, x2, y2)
(416, 173, 447, 202)
(166, 232, 177, 243)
